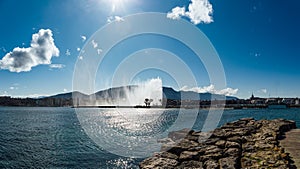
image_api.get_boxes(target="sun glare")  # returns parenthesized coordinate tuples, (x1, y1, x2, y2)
(106, 0, 135, 13)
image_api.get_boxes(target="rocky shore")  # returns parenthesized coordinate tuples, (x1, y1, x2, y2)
(140, 118, 297, 169)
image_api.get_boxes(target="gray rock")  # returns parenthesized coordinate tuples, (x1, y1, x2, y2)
(154, 151, 178, 160)
(221, 124, 242, 129)
(219, 157, 239, 169)
(212, 128, 227, 138)
(205, 138, 220, 145)
(160, 142, 177, 152)
(227, 136, 242, 144)
(224, 131, 240, 138)
(242, 142, 255, 152)
(168, 128, 193, 141)
(198, 145, 218, 154)
(175, 161, 203, 169)
(225, 141, 241, 149)
(254, 141, 274, 150)
(179, 151, 199, 161)
(241, 157, 255, 168)
(199, 153, 223, 161)
(204, 160, 219, 169)
(230, 128, 251, 137)
(166, 139, 198, 155)
(225, 148, 241, 157)
(215, 140, 226, 148)
(157, 137, 175, 144)
(239, 117, 255, 121)
(185, 135, 199, 142)
(139, 157, 178, 169)
(140, 118, 297, 169)
(196, 132, 212, 143)
(204, 147, 222, 155)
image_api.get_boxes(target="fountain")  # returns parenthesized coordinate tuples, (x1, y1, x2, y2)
(95, 77, 163, 106)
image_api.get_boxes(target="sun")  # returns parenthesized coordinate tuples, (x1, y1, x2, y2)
(107, 0, 134, 13)
(111, 0, 121, 12)
(96, 0, 137, 14)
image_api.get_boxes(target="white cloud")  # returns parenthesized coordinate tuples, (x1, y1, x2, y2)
(9, 83, 19, 90)
(181, 85, 214, 93)
(63, 88, 68, 92)
(0, 29, 59, 73)
(186, 0, 213, 24)
(65, 49, 71, 56)
(77, 47, 81, 52)
(81, 35, 86, 42)
(167, 0, 213, 25)
(167, 6, 186, 20)
(217, 88, 239, 96)
(107, 16, 124, 23)
(254, 53, 261, 57)
(91, 40, 98, 48)
(180, 84, 238, 96)
(261, 89, 267, 94)
(107, 17, 112, 23)
(49, 64, 65, 69)
(115, 16, 124, 22)
(97, 49, 103, 55)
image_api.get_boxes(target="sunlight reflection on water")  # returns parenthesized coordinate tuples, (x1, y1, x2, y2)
(76, 108, 179, 157)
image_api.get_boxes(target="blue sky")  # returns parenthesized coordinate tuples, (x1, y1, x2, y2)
(0, 0, 299, 98)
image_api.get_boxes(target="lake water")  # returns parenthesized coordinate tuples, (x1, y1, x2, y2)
(0, 107, 299, 168)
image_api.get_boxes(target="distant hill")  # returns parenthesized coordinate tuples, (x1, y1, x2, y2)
(47, 86, 238, 101)
(162, 87, 238, 101)
(48, 91, 89, 99)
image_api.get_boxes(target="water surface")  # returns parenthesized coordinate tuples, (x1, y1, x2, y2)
(0, 107, 299, 168)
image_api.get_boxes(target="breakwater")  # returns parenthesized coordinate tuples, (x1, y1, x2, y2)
(140, 118, 297, 169)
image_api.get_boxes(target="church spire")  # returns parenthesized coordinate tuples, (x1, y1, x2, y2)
(251, 92, 254, 100)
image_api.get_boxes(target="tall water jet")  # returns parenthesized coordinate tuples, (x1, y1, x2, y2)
(95, 77, 163, 106)
(125, 77, 163, 106)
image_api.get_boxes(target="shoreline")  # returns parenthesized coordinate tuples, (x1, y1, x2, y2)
(140, 118, 297, 169)
(2, 105, 300, 110)
(72, 105, 300, 109)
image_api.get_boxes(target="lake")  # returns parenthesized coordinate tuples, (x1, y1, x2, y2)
(0, 107, 299, 168)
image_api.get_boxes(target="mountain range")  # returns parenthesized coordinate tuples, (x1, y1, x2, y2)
(48, 86, 238, 101)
